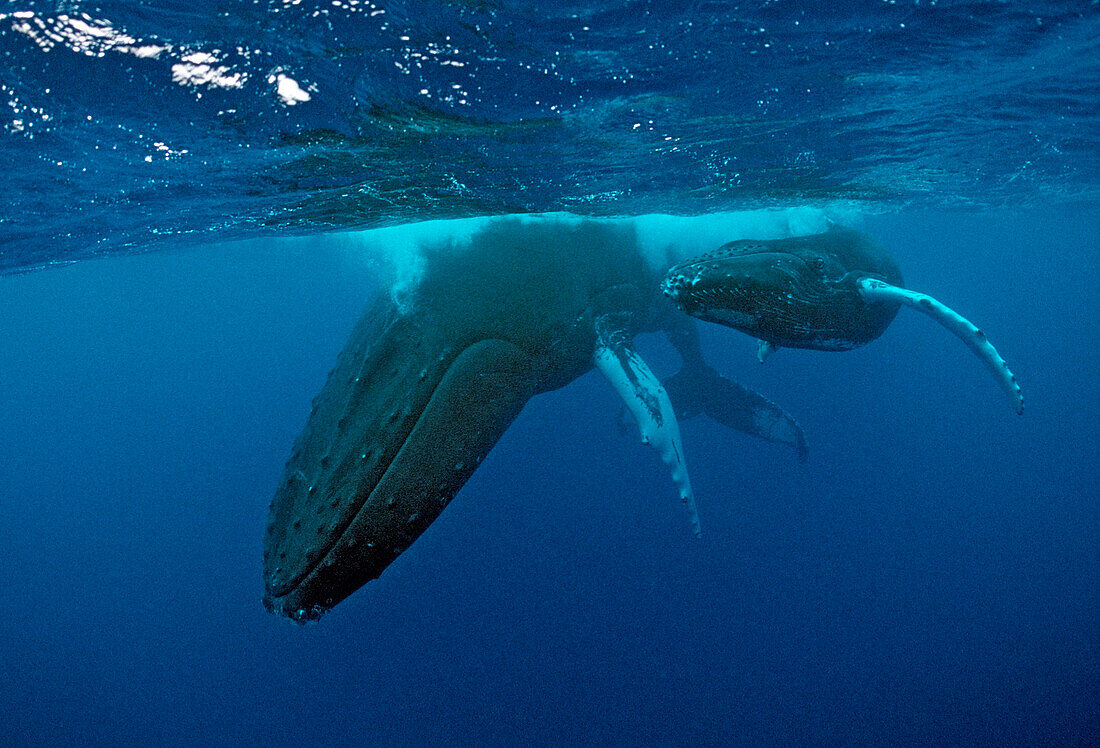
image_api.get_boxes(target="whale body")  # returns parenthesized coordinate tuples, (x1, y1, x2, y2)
(263, 217, 807, 621)
(662, 227, 1024, 413)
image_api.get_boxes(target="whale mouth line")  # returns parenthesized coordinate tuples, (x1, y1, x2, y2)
(263, 496, 372, 622)
(262, 367, 448, 621)
(263, 450, 402, 622)
(263, 334, 524, 623)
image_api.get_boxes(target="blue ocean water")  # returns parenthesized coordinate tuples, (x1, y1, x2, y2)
(1, 2, 1098, 745)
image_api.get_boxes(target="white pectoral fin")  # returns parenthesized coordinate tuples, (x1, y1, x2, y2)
(594, 329, 701, 537)
(858, 278, 1024, 414)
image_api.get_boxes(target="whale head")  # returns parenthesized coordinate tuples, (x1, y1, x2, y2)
(661, 228, 904, 351)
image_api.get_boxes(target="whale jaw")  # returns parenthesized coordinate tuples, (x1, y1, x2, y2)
(262, 295, 536, 622)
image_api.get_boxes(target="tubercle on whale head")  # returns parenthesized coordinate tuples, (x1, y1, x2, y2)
(261, 312, 539, 623)
(660, 243, 847, 348)
(262, 595, 329, 624)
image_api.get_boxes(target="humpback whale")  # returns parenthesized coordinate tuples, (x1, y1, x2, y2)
(662, 227, 1024, 414)
(263, 217, 807, 621)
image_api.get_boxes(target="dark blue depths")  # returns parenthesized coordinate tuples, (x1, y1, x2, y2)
(0, 209, 1096, 745)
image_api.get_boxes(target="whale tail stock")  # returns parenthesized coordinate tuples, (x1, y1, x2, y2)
(662, 362, 809, 463)
(659, 306, 808, 461)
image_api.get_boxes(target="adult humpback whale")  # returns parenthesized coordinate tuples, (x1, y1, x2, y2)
(662, 227, 1024, 413)
(263, 217, 807, 621)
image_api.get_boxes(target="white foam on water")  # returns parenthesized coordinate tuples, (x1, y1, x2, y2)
(269, 73, 311, 105)
(632, 205, 863, 271)
(336, 215, 495, 312)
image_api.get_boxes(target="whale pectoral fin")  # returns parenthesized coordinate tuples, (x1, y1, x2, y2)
(663, 364, 808, 463)
(593, 317, 700, 537)
(858, 278, 1024, 414)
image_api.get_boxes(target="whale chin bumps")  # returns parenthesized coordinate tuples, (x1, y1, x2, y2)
(662, 226, 1023, 414)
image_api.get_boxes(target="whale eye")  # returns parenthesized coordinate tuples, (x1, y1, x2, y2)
(812, 256, 825, 271)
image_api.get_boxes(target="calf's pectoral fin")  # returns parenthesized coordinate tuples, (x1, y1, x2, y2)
(858, 278, 1024, 414)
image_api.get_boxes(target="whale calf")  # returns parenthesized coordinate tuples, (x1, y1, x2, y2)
(662, 227, 1024, 413)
